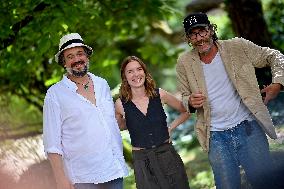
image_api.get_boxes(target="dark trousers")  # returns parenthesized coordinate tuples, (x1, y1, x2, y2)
(132, 143, 190, 189)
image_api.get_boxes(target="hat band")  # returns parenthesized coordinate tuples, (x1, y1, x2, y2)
(60, 39, 84, 51)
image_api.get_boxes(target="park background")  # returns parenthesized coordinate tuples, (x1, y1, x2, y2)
(0, 0, 284, 188)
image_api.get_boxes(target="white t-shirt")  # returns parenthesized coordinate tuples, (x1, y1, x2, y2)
(202, 52, 253, 131)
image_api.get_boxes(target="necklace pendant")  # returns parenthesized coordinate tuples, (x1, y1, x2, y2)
(84, 85, 89, 90)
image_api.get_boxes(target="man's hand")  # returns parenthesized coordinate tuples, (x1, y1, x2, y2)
(189, 91, 206, 108)
(260, 83, 282, 105)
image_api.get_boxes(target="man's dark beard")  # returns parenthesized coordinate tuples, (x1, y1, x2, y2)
(70, 66, 88, 77)
(66, 61, 89, 77)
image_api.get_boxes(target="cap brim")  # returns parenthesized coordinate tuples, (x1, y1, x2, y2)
(186, 24, 208, 32)
(54, 43, 93, 63)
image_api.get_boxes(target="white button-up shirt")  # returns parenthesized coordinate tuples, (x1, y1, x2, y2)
(43, 73, 128, 184)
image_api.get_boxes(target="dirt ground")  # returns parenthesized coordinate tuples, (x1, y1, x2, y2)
(0, 131, 284, 189)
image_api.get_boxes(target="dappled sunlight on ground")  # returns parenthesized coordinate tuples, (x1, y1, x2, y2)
(0, 128, 283, 189)
(0, 135, 45, 180)
(0, 135, 53, 189)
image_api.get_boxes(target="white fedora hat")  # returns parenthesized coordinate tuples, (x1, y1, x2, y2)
(54, 33, 93, 63)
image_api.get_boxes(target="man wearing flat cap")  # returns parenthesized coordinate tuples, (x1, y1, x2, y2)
(176, 12, 284, 189)
(43, 33, 128, 189)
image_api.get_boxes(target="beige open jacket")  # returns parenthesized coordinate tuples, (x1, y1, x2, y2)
(176, 37, 284, 152)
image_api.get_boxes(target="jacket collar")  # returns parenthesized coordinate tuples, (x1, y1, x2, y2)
(216, 40, 237, 87)
(189, 41, 237, 91)
(189, 48, 207, 95)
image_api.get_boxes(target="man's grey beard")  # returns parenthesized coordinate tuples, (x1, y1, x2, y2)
(66, 62, 89, 77)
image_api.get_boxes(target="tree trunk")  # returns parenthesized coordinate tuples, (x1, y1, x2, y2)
(226, 0, 273, 86)
(225, 0, 272, 47)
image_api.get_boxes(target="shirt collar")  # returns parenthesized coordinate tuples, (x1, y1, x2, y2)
(61, 72, 99, 92)
(61, 74, 79, 92)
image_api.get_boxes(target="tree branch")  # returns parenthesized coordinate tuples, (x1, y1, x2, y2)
(0, 2, 50, 50)
(150, 26, 185, 45)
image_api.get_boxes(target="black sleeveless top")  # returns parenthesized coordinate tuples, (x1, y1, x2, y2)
(121, 89, 169, 148)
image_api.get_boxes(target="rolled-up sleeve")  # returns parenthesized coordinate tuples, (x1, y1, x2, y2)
(43, 92, 63, 156)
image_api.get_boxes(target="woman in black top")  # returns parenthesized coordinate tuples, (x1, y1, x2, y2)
(115, 56, 191, 189)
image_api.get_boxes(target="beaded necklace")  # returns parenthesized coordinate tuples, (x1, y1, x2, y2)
(72, 75, 90, 91)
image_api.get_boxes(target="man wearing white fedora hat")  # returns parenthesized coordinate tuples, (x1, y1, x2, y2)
(43, 33, 128, 189)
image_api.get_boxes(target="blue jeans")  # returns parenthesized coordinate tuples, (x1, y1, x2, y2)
(208, 120, 274, 189)
(74, 178, 123, 189)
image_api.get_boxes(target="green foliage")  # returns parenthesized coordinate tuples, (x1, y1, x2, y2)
(122, 138, 133, 167)
(123, 170, 137, 189)
(2, 0, 282, 111)
(208, 11, 234, 40)
(0, 95, 42, 140)
(1, 1, 284, 188)
(182, 147, 214, 189)
(264, 0, 284, 52)
(191, 171, 214, 189)
(0, 0, 182, 110)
